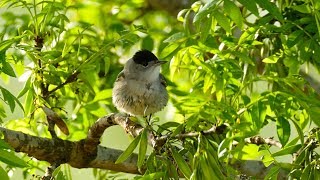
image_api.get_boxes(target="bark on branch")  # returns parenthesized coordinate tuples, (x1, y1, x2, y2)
(0, 115, 140, 174)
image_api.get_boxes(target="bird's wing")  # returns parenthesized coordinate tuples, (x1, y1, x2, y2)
(115, 70, 125, 82)
(159, 74, 167, 87)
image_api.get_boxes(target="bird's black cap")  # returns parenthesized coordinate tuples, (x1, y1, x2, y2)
(133, 50, 158, 66)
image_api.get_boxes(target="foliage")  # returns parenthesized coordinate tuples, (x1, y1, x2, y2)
(0, 0, 320, 179)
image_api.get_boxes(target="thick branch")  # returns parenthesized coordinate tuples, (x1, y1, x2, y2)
(85, 113, 144, 152)
(0, 127, 139, 174)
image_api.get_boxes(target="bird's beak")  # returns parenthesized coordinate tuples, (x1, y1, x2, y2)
(156, 60, 167, 65)
(149, 60, 167, 67)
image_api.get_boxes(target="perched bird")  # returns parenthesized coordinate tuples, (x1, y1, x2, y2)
(112, 50, 168, 118)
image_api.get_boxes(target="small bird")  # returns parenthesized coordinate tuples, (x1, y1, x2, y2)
(112, 50, 168, 118)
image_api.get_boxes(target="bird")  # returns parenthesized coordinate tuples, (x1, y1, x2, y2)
(112, 50, 168, 120)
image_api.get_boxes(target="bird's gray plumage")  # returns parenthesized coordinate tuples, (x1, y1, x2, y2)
(112, 50, 168, 116)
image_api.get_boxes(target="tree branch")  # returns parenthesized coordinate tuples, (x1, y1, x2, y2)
(43, 71, 80, 99)
(0, 126, 139, 174)
(245, 136, 282, 148)
(84, 113, 144, 153)
(0, 113, 285, 178)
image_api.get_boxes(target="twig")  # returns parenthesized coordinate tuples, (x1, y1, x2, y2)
(233, 136, 282, 148)
(157, 124, 226, 141)
(42, 106, 69, 136)
(43, 71, 80, 98)
(154, 124, 227, 148)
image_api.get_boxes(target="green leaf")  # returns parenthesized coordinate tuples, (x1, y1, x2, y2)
(237, 0, 259, 17)
(218, 138, 232, 158)
(169, 53, 180, 80)
(141, 36, 154, 51)
(0, 39, 15, 53)
(238, 27, 259, 45)
(0, 104, 6, 123)
(0, 57, 16, 77)
(292, 4, 311, 14)
(264, 165, 280, 180)
(287, 30, 304, 48)
(0, 165, 9, 180)
(163, 32, 186, 43)
(0, 87, 22, 112)
(233, 51, 255, 65)
(17, 77, 31, 98)
(251, 101, 266, 130)
(170, 123, 185, 138)
(262, 55, 280, 63)
(309, 106, 320, 127)
(272, 144, 301, 157)
(138, 129, 148, 168)
(299, 111, 308, 132)
(215, 75, 224, 102)
(276, 117, 290, 146)
(57, 13, 70, 23)
(138, 172, 165, 180)
(255, 0, 283, 21)
(104, 57, 110, 75)
(294, 148, 306, 165)
(290, 119, 304, 145)
(24, 88, 34, 116)
(122, 33, 140, 45)
(159, 43, 180, 59)
(157, 121, 180, 134)
(171, 147, 192, 178)
(314, 165, 320, 180)
(285, 136, 300, 147)
(199, 155, 217, 179)
(213, 10, 231, 34)
(91, 89, 112, 103)
(52, 166, 62, 177)
(205, 149, 224, 177)
(224, 0, 244, 29)
(203, 72, 214, 93)
(190, 166, 200, 180)
(301, 164, 311, 180)
(290, 169, 302, 178)
(0, 140, 12, 150)
(0, 149, 28, 167)
(0, 34, 25, 52)
(55, 171, 66, 180)
(167, 157, 180, 179)
(185, 114, 200, 130)
(200, 17, 212, 42)
(115, 134, 141, 164)
(193, 0, 219, 23)
(177, 9, 189, 22)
